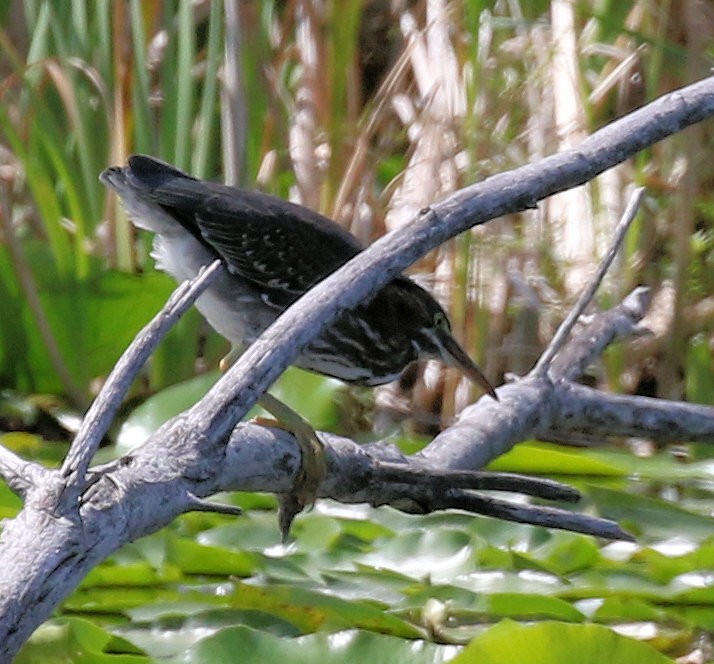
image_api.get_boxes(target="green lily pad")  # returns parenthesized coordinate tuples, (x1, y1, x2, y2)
(449, 620, 674, 663)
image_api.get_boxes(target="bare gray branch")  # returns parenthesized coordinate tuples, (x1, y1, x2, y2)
(1, 77, 714, 661)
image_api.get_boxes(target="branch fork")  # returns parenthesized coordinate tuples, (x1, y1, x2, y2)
(2, 77, 714, 660)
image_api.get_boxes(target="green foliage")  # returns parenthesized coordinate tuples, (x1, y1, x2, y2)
(0, 243, 176, 395)
(16, 617, 148, 664)
(0, 0, 233, 396)
(114, 367, 343, 454)
(169, 628, 449, 664)
(686, 334, 714, 406)
(1, 1, 713, 662)
(450, 621, 674, 664)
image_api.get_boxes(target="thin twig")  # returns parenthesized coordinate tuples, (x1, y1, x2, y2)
(533, 186, 645, 376)
(548, 285, 650, 382)
(60, 260, 223, 487)
(447, 491, 634, 541)
(375, 463, 581, 502)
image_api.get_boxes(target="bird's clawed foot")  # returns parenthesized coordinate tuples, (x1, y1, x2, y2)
(257, 393, 327, 541)
(220, 347, 326, 539)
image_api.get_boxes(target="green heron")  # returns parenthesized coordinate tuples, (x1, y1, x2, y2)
(101, 155, 497, 534)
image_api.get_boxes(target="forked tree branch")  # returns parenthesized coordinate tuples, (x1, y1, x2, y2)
(0, 77, 714, 660)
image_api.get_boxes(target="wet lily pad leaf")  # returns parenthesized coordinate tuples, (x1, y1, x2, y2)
(449, 620, 674, 663)
(16, 617, 148, 663)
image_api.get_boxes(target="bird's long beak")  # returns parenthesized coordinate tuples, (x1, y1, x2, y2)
(434, 328, 498, 400)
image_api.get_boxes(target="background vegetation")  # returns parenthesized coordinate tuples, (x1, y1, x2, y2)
(1, 0, 713, 661)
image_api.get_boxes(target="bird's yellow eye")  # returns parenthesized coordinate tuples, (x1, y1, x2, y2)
(433, 311, 449, 330)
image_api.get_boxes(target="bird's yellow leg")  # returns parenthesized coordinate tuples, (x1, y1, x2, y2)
(220, 346, 327, 539)
(218, 345, 243, 372)
(257, 393, 327, 539)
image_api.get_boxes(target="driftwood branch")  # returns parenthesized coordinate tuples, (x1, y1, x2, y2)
(1, 77, 714, 660)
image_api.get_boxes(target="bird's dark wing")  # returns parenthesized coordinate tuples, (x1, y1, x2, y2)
(126, 155, 364, 307)
(196, 188, 363, 304)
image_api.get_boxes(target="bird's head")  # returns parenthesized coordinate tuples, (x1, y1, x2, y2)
(389, 279, 498, 400)
(418, 306, 498, 399)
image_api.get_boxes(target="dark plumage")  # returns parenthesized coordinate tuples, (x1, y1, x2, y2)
(101, 154, 496, 396)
